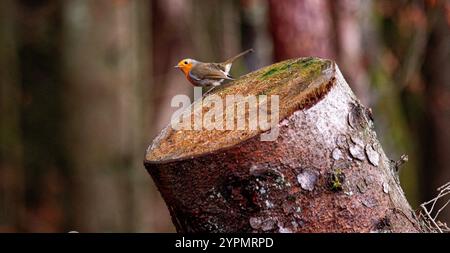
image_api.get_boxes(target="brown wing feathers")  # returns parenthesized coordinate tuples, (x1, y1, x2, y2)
(190, 63, 233, 80)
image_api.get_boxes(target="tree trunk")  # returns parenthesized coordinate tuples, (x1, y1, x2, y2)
(268, 0, 334, 61)
(330, 0, 371, 105)
(151, 0, 194, 134)
(13, 0, 67, 232)
(0, 0, 24, 232)
(63, 0, 155, 232)
(421, 5, 450, 224)
(144, 58, 421, 232)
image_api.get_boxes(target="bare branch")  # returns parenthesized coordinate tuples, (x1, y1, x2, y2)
(419, 181, 450, 233)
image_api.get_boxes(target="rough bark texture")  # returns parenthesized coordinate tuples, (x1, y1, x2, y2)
(144, 58, 421, 233)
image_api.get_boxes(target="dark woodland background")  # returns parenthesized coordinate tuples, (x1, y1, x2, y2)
(0, 0, 449, 232)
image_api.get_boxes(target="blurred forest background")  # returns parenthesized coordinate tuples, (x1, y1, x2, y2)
(0, 0, 449, 232)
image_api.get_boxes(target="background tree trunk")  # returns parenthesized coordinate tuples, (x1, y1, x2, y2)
(13, 0, 68, 232)
(330, 0, 371, 105)
(421, 5, 450, 224)
(62, 0, 168, 232)
(0, 0, 24, 232)
(145, 58, 421, 232)
(268, 0, 334, 61)
(151, 0, 194, 134)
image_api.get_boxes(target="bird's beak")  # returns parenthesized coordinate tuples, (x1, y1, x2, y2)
(174, 65, 180, 68)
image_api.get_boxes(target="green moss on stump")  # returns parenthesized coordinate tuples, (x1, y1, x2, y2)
(259, 57, 322, 80)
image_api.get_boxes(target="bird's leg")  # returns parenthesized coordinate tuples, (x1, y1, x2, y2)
(202, 86, 215, 97)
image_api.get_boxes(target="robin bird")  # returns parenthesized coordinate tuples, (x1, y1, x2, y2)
(174, 49, 253, 87)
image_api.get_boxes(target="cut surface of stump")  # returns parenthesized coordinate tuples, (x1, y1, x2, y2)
(145, 57, 421, 233)
(146, 57, 334, 162)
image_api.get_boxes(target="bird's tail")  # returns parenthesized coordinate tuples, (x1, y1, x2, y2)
(222, 49, 254, 65)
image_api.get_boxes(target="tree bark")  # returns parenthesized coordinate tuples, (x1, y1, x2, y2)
(330, 0, 371, 105)
(421, 4, 450, 224)
(13, 0, 67, 232)
(151, 0, 194, 134)
(0, 0, 24, 232)
(63, 0, 157, 232)
(144, 58, 421, 232)
(268, 0, 334, 61)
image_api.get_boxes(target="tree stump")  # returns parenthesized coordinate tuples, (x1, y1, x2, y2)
(144, 57, 421, 232)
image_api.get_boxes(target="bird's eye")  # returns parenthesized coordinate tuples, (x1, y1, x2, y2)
(184, 61, 188, 64)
